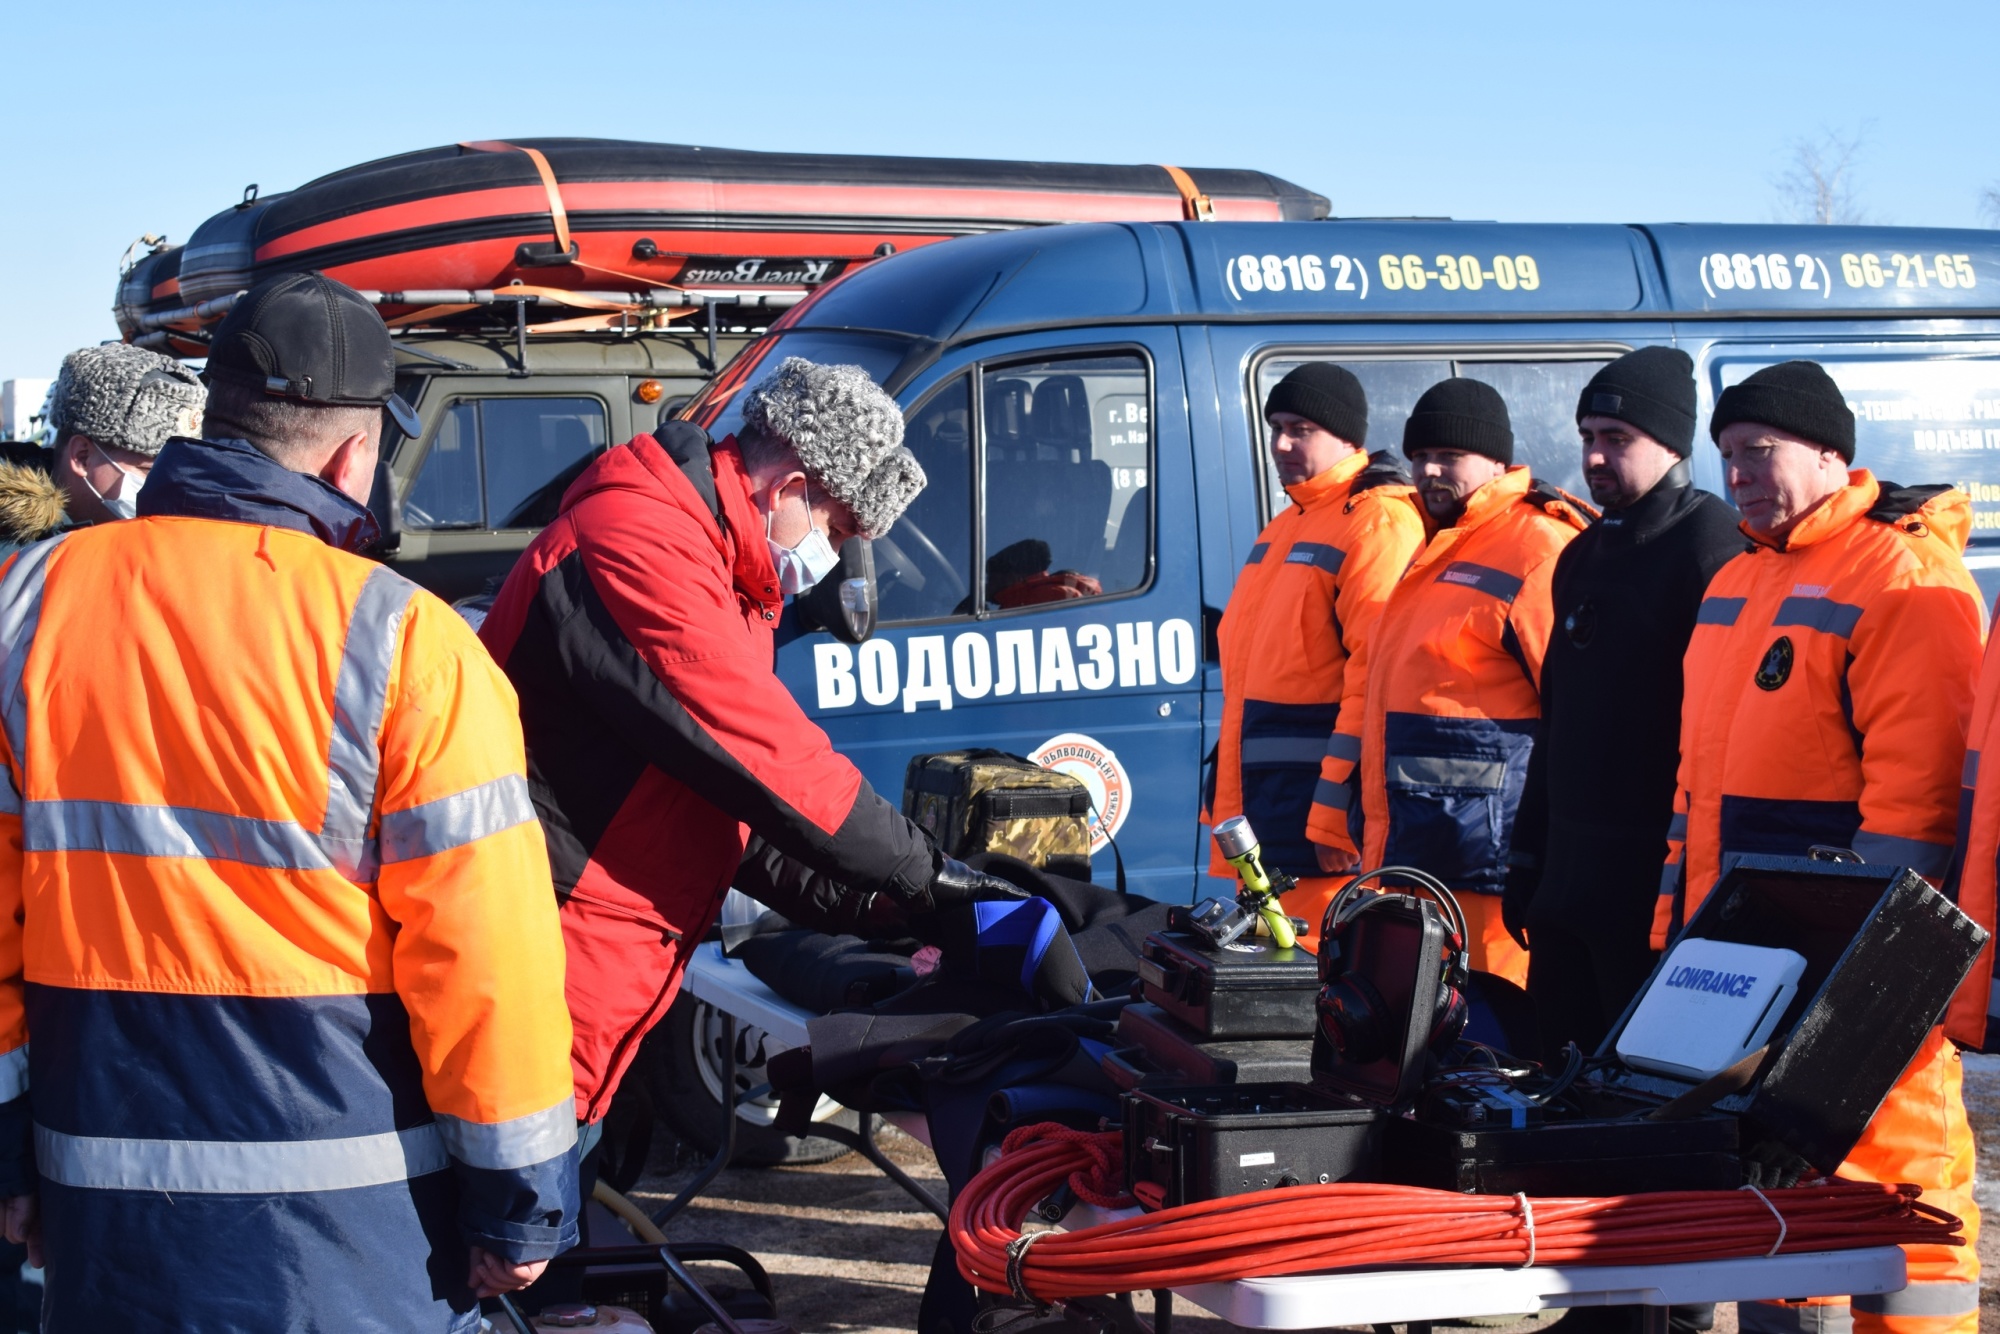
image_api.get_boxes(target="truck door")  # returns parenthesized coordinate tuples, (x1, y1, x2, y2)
(387, 381, 622, 601)
(773, 329, 1206, 901)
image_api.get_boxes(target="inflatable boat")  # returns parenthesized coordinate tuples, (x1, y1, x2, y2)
(116, 138, 1327, 341)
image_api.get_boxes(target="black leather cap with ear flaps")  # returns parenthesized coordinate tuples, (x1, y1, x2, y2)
(206, 271, 419, 435)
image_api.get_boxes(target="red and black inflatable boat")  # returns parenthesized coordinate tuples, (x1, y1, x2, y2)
(117, 138, 1327, 339)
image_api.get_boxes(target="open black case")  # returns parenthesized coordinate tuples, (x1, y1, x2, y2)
(1388, 856, 1989, 1195)
(1123, 856, 1987, 1204)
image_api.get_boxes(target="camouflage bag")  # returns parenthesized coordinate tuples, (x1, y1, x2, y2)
(902, 749, 1094, 880)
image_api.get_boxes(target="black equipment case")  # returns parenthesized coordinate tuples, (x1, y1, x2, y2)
(1387, 856, 1989, 1194)
(1123, 1083, 1382, 1207)
(1136, 930, 1319, 1039)
(1101, 1002, 1314, 1090)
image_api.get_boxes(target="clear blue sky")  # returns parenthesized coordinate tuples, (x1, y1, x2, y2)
(4, 0, 1995, 382)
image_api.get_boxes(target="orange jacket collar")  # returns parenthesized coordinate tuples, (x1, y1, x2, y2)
(1282, 448, 1372, 513)
(1427, 464, 1533, 538)
(1742, 469, 1879, 552)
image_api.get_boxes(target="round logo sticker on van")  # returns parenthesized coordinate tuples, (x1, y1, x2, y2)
(1030, 732, 1132, 853)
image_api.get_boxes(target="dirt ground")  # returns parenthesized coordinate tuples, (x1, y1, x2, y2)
(622, 1054, 2000, 1334)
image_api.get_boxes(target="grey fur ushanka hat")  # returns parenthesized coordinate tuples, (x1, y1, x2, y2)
(741, 357, 925, 539)
(49, 343, 205, 457)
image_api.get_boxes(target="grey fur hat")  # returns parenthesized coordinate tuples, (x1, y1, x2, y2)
(741, 357, 924, 539)
(49, 343, 205, 457)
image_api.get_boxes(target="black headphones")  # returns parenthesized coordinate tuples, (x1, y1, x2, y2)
(1314, 866, 1471, 1066)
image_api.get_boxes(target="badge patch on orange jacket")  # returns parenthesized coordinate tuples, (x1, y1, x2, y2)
(1754, 636, 1794, 691)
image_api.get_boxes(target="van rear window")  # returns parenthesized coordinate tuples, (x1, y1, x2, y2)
(1252, 354, 1611, 518)
(1715, 357, 2000, 540)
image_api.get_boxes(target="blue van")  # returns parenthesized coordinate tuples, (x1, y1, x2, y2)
(678, 218, 2000, 906)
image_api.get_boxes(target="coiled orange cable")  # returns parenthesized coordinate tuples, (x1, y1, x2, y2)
(950, 1124, 1963, 1302)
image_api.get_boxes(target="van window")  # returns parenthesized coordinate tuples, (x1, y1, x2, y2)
(1252, 355, 1611, 517)
(878, 375, 974, 623)
(1715, 357, 2000, 540)
(403, 396, 608, 531)
(979, 353, 1151, 611)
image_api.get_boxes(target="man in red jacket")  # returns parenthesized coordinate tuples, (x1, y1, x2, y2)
(482, 357, 1026, 1146)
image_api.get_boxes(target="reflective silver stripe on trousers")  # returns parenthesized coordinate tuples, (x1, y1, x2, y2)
(1850, 830, 1954, 878)
(1851, 1279, 1982, 1317)
(435, 1096, 577, 1171)
(1240, 737, 1330, 766)
(1658, 862, 1680, 898)
(1385, 754, 1504, 792)
(24, 801, 333, 870)
(1324, 733, 1361, 764)
(0, 1046, 27, 1102)
(379, 775, 536, 865)
(1667, 812, 1688, 840)
(320, 567, 419, 882)
(36, 1122, 449, 1194)
(0, 536, 69, 818)
(1965, 748, 1981, 788)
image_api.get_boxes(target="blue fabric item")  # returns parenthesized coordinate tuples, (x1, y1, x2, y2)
(1381, 712, 1537, 893)
(25, 984, 578, 1321)
(26, 986, 430, 1142)
(1239, 699, 1342, 871)
(455, 1149, 579, 1262)
(137, 435, 379, 552)
(972, 897, 1065, 995)
(1719, 794, 1863, 860)
(40, 1171, 482, 1334)
(0, 1096, 31, 1197)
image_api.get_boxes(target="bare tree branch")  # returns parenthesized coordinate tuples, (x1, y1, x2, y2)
(1773, 126, 1872, 225)
(1981, 184, 2000, 228)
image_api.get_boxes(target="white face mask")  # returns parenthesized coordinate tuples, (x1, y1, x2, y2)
(764, 478, 841, 595)
(84, 440, 147, 520)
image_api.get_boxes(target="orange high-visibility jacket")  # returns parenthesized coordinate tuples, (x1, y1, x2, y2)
(0, 437, 576, 1330)
(1211, 450, 1423, 877)
(1345, 467, 1590, 893)
(1663, 472, 1985, 948)
(1943, 632, 2000, 1050)
(1672, 474, 1989, 1334)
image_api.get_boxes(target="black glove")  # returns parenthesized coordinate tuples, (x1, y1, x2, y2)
(925, 856, 1034, 913)
(1500, 859, 1538, 951)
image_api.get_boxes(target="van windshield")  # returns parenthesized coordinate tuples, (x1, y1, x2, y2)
(688, 331, 918, 441)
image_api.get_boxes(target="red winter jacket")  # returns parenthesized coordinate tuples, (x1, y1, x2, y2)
(481, 430, 936, 1121)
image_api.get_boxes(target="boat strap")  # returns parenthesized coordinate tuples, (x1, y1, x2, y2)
(461, 140, 572, 254)
(1160, 165, 1215, 222)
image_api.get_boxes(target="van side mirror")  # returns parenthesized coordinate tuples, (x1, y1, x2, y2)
(799, 538, 878, 643)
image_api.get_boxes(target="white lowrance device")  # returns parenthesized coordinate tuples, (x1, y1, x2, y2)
(1615, 938, 1808, 1082)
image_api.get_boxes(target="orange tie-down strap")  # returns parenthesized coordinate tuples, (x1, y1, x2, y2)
(462, 140, 571, 252)
(1160, 165, 1215, 222)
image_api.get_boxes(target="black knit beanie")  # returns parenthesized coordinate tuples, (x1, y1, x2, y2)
(1403, 378, 1513, 464)
(1709, 360, 1855, 461)
(1576, 347, 1697, 457)
(1265, 362, 1368, 446)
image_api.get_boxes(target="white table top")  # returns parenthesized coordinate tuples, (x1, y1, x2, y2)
(1065, 1202, 1905, 1329)
(682, 941, 815, 1050)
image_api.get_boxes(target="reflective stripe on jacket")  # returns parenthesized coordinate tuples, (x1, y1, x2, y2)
(1356, 467, 1590, 897)
(1666, 472, 1985, 946)
(0, 436, 576, 1333)
(1213, 450, 1422, 875)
